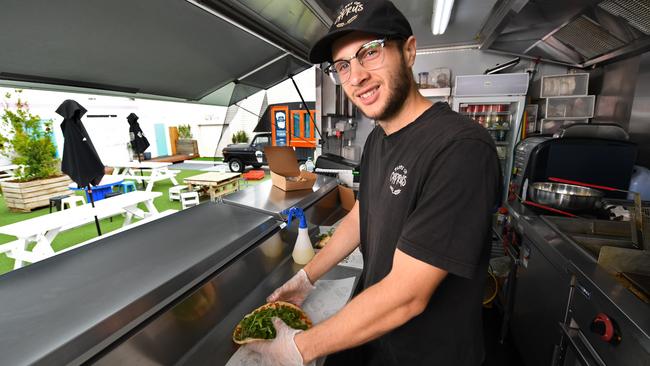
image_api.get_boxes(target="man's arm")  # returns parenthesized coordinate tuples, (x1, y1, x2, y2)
(302, 201, 361, 283)
(295, 249, 447, 363)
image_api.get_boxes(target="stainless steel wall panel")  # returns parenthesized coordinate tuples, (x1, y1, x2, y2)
(590, 55, 641, 131)
(629, 52, 650, 167)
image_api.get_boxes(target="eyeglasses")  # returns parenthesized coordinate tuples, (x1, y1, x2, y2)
(324, 38, 387, 85)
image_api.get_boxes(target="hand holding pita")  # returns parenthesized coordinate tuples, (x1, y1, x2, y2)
(243, 317, 304, 366)
(267, 269, 315, 306)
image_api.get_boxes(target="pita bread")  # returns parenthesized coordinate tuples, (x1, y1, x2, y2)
(233, 301, 312, 344)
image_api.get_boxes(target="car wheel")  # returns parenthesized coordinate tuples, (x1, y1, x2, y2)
(252, 163, 262, 169)
(229, 158, 244, 172)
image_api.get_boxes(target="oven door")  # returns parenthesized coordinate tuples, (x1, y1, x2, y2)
(555, 319, 607, 366)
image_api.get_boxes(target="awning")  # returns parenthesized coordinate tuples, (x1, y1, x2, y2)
(0, 0, 330, 106)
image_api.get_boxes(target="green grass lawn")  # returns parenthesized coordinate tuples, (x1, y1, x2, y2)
(0, 169, 270, 275)
(191, 157, 223, 162)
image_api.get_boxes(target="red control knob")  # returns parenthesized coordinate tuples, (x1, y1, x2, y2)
(590, 313, 621, 345)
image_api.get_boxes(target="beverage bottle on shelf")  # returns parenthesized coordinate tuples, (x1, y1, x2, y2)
(305, 157, 315, 172)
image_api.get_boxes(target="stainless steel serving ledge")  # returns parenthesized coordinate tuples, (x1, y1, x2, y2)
(0, 203, 279, 365)
(222, 175, 340, 218)
(93, 231, 361, 366)
(0, 175, 354, 366)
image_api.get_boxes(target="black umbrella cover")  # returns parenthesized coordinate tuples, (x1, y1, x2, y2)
(127, 113, 150, 154)
(57, 100, 105, 187)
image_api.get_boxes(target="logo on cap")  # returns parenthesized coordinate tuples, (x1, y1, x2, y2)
(335, 1, 364, 28)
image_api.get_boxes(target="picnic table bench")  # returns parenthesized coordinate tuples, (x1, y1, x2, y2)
(0, 191, 161, 269)
(107, 161, 179, 192)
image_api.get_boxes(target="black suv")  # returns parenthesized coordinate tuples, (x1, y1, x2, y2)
(222, 133, 271, 172)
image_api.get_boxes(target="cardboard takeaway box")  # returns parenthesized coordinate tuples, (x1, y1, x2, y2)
(264, 146, 317, 191)
(338, 184, 355, 211)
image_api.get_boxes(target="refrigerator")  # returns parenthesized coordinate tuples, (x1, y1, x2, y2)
(451, 73, 529, 202)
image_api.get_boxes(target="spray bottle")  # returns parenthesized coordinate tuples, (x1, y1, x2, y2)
(283, 207, 315, 265)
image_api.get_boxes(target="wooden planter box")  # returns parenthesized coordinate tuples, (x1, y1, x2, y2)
(1, 175, 72, 212)
(176, 139, 198, 156)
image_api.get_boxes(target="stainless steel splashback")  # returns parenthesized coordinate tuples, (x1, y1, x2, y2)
(629, 52, 650, 167)
(590, 55, 641, 131)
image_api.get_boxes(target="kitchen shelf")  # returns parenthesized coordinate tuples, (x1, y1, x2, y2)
(541, 73, 589, 98)
(419, 87, 451, 97)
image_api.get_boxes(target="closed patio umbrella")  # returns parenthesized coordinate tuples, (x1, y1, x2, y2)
(57, 99, 104, 235)
(127, 113, 149, 188)
(127, 113, 149, 156)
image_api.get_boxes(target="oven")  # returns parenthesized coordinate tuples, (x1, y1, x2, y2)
(553, 268, 650, 366)
(510, 136, 637, 203)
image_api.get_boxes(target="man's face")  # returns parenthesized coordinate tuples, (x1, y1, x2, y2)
(331, 32, 412, 121)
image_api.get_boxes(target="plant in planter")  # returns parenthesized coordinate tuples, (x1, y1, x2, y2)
(178, 124, 192, 139)
(175, 124, 198, 156)
(231, 130, 249, 144)
(0, 90, 71, 212)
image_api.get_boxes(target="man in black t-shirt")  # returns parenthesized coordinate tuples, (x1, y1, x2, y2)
(244, 1, 500, 365)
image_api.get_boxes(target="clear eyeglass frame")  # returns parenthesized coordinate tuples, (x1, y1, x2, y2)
(324, 38, 387, 85)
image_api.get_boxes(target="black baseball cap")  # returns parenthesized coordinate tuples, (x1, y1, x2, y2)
(308, 0, 413, 63)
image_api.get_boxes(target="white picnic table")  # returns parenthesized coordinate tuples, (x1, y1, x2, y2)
(0, 191, 161, 269)
(0, 164, 19, 182)
(107, 161, 179, 192)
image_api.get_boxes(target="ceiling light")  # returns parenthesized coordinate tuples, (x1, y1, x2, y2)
(431, 0, 455, 35)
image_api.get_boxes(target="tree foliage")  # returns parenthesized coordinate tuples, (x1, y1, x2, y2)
(231, 130, 249, 144)
(0, 90, 60, 182)
(177, 124, 192, 139)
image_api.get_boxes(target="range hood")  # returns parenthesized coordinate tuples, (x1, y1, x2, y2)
(0, 0, 329, 106)
(480, 0, 650, 68)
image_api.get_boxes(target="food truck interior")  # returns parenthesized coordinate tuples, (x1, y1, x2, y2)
(0, 1, 649, 365)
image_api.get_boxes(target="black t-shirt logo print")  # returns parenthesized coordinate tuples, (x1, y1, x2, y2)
(389, 165, 407, 195)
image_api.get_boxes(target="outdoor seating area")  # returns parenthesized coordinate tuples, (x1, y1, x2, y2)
(0, 164, 270, 275)
(106, 161, 180, 192)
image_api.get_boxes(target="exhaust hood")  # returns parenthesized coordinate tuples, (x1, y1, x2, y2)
(481, 0, 650, 68)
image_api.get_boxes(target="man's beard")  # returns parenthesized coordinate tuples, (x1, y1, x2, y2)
(360, 60, 412, 121)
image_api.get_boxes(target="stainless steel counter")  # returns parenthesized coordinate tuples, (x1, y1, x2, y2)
(222, 175, 339, 218)
(0, 175, 353, 366)
(93, 229, 360, 366)
(506, 201, 650, 365)
(0, 203, 278, 366)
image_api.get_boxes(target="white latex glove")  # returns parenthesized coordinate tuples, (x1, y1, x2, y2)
(267, 269, 315, 306)
(244, 317, 305, 366)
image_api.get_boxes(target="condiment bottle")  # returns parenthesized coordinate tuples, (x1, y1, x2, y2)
(283, 207, 315, 265)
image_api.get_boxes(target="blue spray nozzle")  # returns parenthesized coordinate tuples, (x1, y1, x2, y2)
(282, 207, 307, 229)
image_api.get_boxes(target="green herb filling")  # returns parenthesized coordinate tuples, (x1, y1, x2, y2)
(237, 306, 308, 340)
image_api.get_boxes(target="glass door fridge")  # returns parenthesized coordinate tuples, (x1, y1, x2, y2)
(452, 96, 526, 202)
